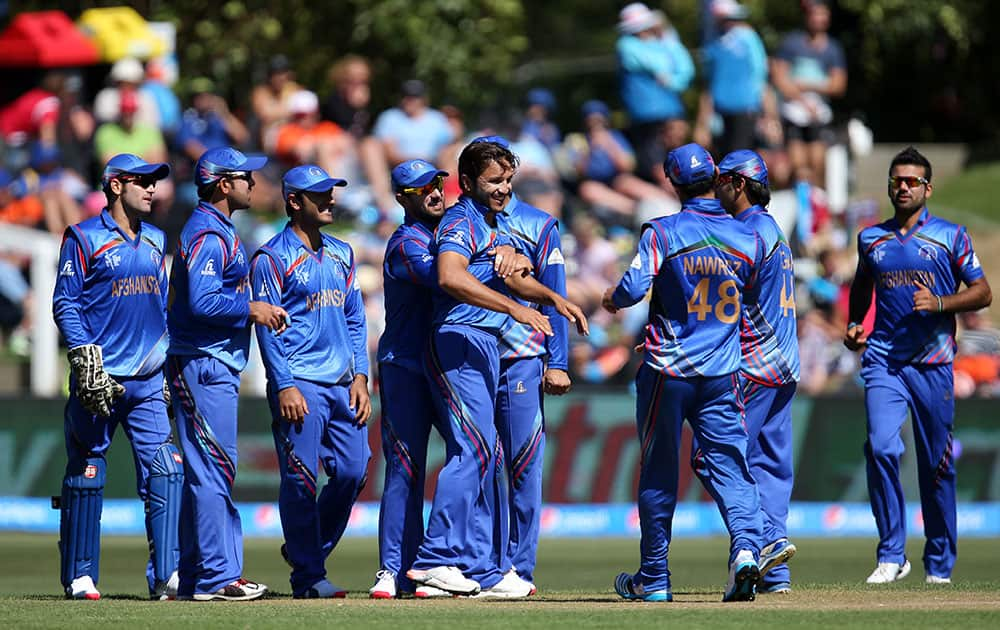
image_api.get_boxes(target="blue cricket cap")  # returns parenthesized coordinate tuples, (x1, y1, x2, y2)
(391, 159, 448, 190)
(664, 143, 716, 186)
(282, 164, 347, 199)
(582, 99, 610, 119)
(195, 147, 267, 188)
(469, 135, 511, 149)
(718, 149, 769, 187)
(101, 153, 170, 187)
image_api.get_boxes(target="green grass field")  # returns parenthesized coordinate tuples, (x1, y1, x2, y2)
(0, 534, 997, 628)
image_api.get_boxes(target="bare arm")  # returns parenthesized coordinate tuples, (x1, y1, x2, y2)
(844, 262, 874, 350)
(770, 58, 800, 101)
(505, 272, 589, 336)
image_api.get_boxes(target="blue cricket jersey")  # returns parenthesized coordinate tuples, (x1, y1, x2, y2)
(611, 197, 764, 377)
(52, 209, 168, 378)
(377, 216, 437, 374)
(857, 207, 983, 364)
(496, 194, 569, 370)
(432, 195, 514, 335)
(735, 205, 800, 385)
(250, 225, 368, 390)
(167, 202, 253, 371)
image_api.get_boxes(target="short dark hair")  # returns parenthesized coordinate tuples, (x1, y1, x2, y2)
(744, 179, 771, 207)
(889, 146, 932, 182)
(675, 174, 717, 199)
(197, 181, 218, 201)
(458, 141, 519, 188)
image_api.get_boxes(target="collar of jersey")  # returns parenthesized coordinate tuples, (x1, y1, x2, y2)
(99, 208, 143, 245)
(196, 201, 236, 228)
(888, 206, 929, 231)
(457, 194, 510, 218)
(734, 204, 766, 219)
(681, 197, 726, 215)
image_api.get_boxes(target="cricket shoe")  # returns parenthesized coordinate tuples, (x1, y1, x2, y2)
(614, 572, 672, 602)
(926, 575, 952, 585)
(369, 570, 397, 599)
(759, 538, 797, 577)
(66, 575, 101, 600)
(296, 578, 347, 599)
(722, 550, 759, 602)
(506, 568, 536, 596)
(414, 585, 453, 598)
(865, 561, 911, 584)
(151, 570, 179, 600)
(191, 578, 268, 601)
(407, 566, 480, 596)
(469, 571, 533, 599)
(760, 582, 792, 594)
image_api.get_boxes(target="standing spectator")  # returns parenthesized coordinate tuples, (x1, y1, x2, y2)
(373, 80, 454, 166)
(251, 165, 371, 599)
(54, 72, 96, 180)
(844, 147, 992, 585)
(616, 3, 694, 183)
(694, 0, 772, 157)
(143, 59, 183, 140)
(520, 88, 561, 151)
(251, 55, 302, 155)
(771, 0, 847, 185)
(94, 58, 161, 129)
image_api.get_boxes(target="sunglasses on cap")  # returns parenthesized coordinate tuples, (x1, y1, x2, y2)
(116, 174, 161, 188)
(400, 175, 444, 196)
(888, 175, 928, 189)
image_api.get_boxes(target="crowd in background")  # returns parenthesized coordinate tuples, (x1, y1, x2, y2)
(2, 0, 999, 397)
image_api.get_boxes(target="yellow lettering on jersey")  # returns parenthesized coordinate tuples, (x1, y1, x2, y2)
(110, 275, 160, 298)
(306, 289, 346, 311)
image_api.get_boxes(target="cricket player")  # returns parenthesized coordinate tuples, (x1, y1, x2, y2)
(369, 159, 450, 599)
(251, 164, 371, 599)
(406, 140, 587, 598)
(167, 147, 287, 601)
(53, 154, 181, 601)
(484, 136, 571, 591)
(845, 146, 991, 584)
(603, 143, 764, 603)
(704, 149, 800, 594)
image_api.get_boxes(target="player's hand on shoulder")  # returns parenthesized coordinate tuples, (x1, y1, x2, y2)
(511, 303, 553, 336)
(543, 368, 572, 395)
(250, 301, 289, 333)
(843, 323, 868, 351)
(554, 296, 590, 336)
(349, 374, 371, 426)
(278, 386, 309, 424)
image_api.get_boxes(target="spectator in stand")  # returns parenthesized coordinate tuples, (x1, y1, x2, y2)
(566, 214, 620, 313)
(434, 104, 468, 206)
(0, 72, 62, 171)
(0, 252, 31, 356)
(94, 91, 173, 215)
(143, 59, 183, 140)
(954, 310, 1000, 397)
(275, 90, 352, 177)
(521, 88, 561, 151)
(94, 58, 161, 129)
(323, 56, 394, 214)
(176, 79, 251, 167)
(251, 55, 302, 154)
(373, 79, 454, 165)
(510, 129, 565, 219)
(616, 3, 694, 184)
(575, 100, 675, 225)
(0, 168, 44, 229)
(21, 143, 83, 236)
(771, 0, 847, 185)
(694, 0, 772, 158)
(54, 72, 96, 181)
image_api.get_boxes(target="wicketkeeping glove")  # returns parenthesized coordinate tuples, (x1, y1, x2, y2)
(68, 344, 126, 417)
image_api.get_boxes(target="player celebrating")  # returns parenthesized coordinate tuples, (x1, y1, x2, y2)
(167, 147, 287, 601)
(406, 140, 587, 598)
(603, 143, 764, 603)
(368, 159, 451, 599)
(845, 147, 991, 584)
(53, 154, 181, 601)
(706, 150, 800, 594)
(251, 165, 371, 599)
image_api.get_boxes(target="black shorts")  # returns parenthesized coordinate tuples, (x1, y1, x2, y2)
(783, 120, 834, 145)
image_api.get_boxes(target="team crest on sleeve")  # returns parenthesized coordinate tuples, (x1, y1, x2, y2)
(870, 246, 885, 264)
(60, 260, 75, 277)
(971, 253, 981, 269)
(630, 253, 642, 270)
(201, 259, 217, 276)
(547, 248, 565, 266)
(257, 282, 268, 298)
(103, 251, 121, 270)
(421, 254, 433, 263)
(447, 231, 465, 244)
(293, 267, 310, 284)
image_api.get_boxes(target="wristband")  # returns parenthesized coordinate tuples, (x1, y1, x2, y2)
(937, 295, 944, 312)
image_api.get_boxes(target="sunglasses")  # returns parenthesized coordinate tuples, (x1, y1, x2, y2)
(717, 172, 743, 186)
(117, 174, 160, 188)
(888, 175, 928, 189)
(401, 176, 444, 196)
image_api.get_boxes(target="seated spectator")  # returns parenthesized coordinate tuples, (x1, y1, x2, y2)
(176, 79, 250, 166)
(574, 100, 675, 224)
(93, 58, 161, 129)
(275, 90, 351, 177)
(21, 143, 83, 235)
(954, 310, 1000, 397)
(251, 55, 302, 154)
(510, 130, 565, 219)
(521, 88, 562, 151)
(373, 79, 454, 165)
(0, 168, 44, 229)
(93, 91, 173, 215)
(0, 72, 62, 171)
(53, 72, 96, 180)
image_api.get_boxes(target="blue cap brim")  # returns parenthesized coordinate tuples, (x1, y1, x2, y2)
(300, 177, 348, 192)
(241, 155, 268, 171)
(119, 162, 171, 180)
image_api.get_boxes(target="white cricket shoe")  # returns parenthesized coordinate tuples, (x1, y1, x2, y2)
(151, 570, 179, 600)
(66, 575, 101, 600)
(414, 585, 452, 598)
(866, 561, 911, 584)
(407, 566, 480, 596)
(470, 571, 534, 599)
(369, 570, 397, 599)
(506, 567, 537, 596)
(192, 577, 268, 601)
(925, 574, 952, 584)
(722, 549, 759, 602)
